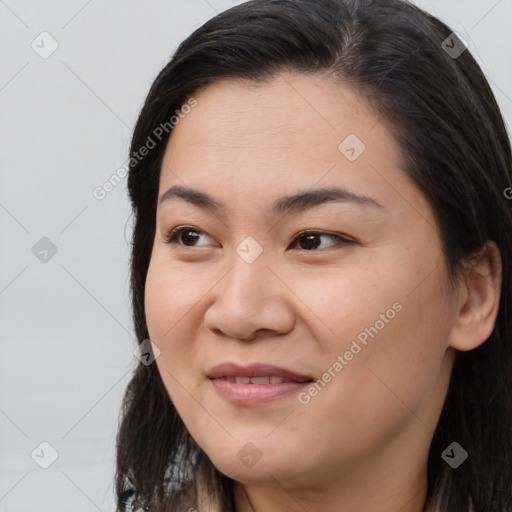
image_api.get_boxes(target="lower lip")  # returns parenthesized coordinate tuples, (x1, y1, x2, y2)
(209, 378, 311, 405)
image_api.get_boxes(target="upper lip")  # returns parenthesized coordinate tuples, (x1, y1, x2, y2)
(207, 363, 314, 382)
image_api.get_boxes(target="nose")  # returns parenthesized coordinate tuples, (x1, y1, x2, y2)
(203, 250, 295, 342)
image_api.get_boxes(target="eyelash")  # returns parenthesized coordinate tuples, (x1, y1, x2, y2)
(163, 225, 355, 251)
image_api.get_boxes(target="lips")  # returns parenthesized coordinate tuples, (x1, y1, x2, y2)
(207, 362, 314, 383)
(207, 363, 315, 405)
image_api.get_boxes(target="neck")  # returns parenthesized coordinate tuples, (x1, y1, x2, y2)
(233, 466, 428, 512)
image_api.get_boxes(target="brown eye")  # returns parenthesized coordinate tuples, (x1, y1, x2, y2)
(292, 231, 354, 251)
(164, 226, 213, 247)
(163, 227, 354, 251)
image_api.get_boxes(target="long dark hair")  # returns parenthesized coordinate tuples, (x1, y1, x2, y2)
(115, 1, 512, 510)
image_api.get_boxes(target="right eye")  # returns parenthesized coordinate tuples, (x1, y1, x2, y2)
(163, 226, 215, 247)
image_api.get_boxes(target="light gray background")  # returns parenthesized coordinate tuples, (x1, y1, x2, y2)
(1, 1, 511, 511)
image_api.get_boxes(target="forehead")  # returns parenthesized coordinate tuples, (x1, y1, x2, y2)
(167, 72, 378, 154)
(158, 72, 425, 220)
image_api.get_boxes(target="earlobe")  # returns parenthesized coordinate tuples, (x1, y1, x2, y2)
(448, 240, 502, 352)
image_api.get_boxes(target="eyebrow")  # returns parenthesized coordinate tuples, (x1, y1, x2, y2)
(159, 184, 384, 216)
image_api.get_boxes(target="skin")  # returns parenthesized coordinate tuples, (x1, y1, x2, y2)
(144, 72, 502, 512)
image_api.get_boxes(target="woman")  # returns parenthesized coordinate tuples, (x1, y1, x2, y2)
(115, 0, 512, 510)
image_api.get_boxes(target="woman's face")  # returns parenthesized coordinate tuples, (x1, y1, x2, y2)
(145, 72, 459, 491)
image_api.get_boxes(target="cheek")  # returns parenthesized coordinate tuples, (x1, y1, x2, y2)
(304, 261, 453, 427)
(144, 254, 210, 395)
(144, 254, 208, 340)
(282, 261, 402, 351)
(341, 278, 451, 417)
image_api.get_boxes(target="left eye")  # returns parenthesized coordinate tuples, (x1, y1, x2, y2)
(164, 226, 354, 251)
(291, 231, 354, 251)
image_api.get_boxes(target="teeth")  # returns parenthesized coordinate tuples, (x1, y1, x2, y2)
(231, 376, 286, 384)
(250, 376, 270, 384)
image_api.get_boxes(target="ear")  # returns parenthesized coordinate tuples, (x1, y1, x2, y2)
(448, 240, 502, 351)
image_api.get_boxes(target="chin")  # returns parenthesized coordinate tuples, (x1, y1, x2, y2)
(214, 458, 290, 485)
(203, 444, 309, 486)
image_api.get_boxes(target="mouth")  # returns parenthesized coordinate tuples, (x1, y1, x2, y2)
(207, 362, 314, 382)
(207, 362, 315, 405)
(217, 375, 308, 384)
